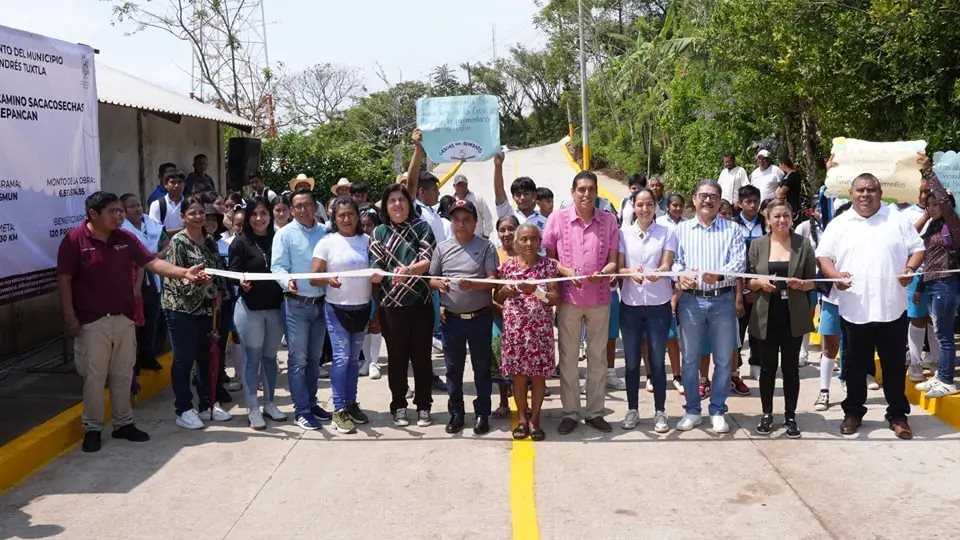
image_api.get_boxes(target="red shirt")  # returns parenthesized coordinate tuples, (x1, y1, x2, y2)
(57, 221, 156, 324)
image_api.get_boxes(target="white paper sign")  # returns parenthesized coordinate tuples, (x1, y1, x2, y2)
(824, 137, 926, 203)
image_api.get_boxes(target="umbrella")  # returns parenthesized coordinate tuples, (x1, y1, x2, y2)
(207, 303, 222, 421)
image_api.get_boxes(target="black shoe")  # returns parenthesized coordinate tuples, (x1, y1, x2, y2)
(140, 358, 164, 371)
(756, 414, 774, 436)
(431, 375, 448, 392)
(473, 415, 490, 435)
(112, 424, 150, 442)
(310, 405, 332, 421)
(784, 417, 802, 439)
(585, 416, 612, 433)
(82, 431, 101, 453)
(557, 417, 579, 435)
(445, 414, 464, 434)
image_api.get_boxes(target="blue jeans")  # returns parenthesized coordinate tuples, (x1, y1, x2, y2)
(677, 291, 737, 415)
(165, 310, 212, 415)
(619, 302, 671, 412)
(927, 276, 959, 384)
(234, 299, 283, 411)
(283, 297, 326, 415)
(442, 311, 493, 417)
(323, 303, 366, 411)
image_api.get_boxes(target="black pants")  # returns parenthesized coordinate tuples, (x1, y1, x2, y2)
(738, 300, 756, 366)
(840, 313, 910, 421)
(381, 304, 434, 413)
(136, 281, 161, 370)
(755, 329, 802, 417)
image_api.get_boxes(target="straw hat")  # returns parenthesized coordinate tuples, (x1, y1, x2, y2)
(288, 173, 315, 191)
(331, 177, 353, 196)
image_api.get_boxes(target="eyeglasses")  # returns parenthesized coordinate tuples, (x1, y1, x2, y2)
(292, 204, 313, 211)
(696, 193, 720, 202)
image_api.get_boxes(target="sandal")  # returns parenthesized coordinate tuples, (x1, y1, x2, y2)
(512, 424, 530, 440)
(492, 405, 511, 419)
(530, 428, 546, 441)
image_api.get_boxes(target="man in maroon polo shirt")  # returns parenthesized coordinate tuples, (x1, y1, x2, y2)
(57, 191, 207, 453)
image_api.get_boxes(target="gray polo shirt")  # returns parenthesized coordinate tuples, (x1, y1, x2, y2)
(429, 235, 498, 314)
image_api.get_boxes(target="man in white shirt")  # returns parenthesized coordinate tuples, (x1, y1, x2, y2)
(452, 174, 494, 239)
(749, 149, 783, 202)
(717, 152, 748, 205)
(148, 170, 186, 234)
(492, 152, 547, 231)
(816, 173, 924, 439)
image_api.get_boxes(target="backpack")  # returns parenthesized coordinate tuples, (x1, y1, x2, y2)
(158, 196, 167, 224)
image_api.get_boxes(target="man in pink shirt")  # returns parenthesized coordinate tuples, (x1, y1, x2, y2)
(543, 171, 620, 434)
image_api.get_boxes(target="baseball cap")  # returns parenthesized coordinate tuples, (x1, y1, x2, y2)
(756, 149, 771, 158)
(449, 199, 478, 219)
(453, 174, 468, 185)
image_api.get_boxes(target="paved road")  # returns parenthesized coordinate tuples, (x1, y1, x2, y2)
(2, 343, 959, 539)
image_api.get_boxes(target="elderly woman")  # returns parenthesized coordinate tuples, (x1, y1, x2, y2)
(496, 224, 560, 441)
(163, 195, 230, 430)
(746, 199, 816, 438)
(310, 196, 374, 434)
(369, 183, 437, 428)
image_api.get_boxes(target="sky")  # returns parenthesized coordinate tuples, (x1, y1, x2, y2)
(3, 0, 545, 95)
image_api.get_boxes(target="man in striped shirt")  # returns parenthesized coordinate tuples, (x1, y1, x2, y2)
(672, 179, 746, 434)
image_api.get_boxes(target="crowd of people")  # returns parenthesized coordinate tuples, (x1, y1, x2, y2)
(57, 134, 957, 453)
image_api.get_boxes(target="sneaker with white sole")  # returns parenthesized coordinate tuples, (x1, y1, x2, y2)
(711, 414, 730, 434)
(672, 378, 685, 395)
(925, 379, 960, 398)
(176, 409, 204, 430)
(676, 413, 702, 431)
(908, 364, 925, 382)
(295, 413, 320, 430)
(621, 409, 640, 430)
(417, 410, 433, 427)
(248, 410, 266, 430)
(867, 375, 880, 390)
(607, 374, 626, 391)
(798, 352, 808, 367)
(915, 377, 939, 392)
(393, 409, 410, 427)
(644, 379, 654, 393)
(332, 410, 357, 434)
(749, 365, 762, 380)
(653, 411, 670, 433)
(432, 338, 444, 352)
(814, 390, 830, 411)
(262, 402, 287, 422)
(358, 359, 370, 377)
(202, 403, 232, 422)
(369, 363, 382, 379)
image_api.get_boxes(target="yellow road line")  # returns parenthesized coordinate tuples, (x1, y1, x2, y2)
(509, 396, 540, 540)
(559, 141, 617, 203)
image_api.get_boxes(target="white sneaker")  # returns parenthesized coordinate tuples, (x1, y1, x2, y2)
(654, 411, 670, 433)
(393, 409, 409, 427)
(359, 358, 370, 377)
(711, 414, 730, 434)
(248, 410, 266, 430)
(262, 402, 287, 422)
(208, 403, 232, 422)
(644, 379, 654, 393)
(416, 410, 433, 427)
(867, 375, 880, 390)
(814, 391, 830, 411)
(908, 364, 925, 382)
(621, 409, 640, 430)
(915, 377, 939, 392)
(607, 374, 626, 391)
(798, 352, 808, 367)
(432, 338, 444, 352)
(369, 363, 382, 379)
(672, 378, 685, 395)
(676, 413, 702, 431)
(749, 365, 761, 380)
(176, 409, 204, 430)
(925, 379, 960, 398)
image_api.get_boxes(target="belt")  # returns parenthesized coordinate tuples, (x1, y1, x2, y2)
(285, 292, 325, 305)
(445, 306, 491, 320)
(684, 286, 733, 298)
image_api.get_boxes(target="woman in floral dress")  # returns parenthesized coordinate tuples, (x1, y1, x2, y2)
(496, 224, 560, 441)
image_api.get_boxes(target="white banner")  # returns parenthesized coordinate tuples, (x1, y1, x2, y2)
(0, 25, 99, 304)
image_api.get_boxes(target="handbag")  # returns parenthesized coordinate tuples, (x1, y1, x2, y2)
(332, 303, 371, 333)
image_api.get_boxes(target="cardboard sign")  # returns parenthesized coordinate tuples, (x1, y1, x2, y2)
(824, 138, 926, 202)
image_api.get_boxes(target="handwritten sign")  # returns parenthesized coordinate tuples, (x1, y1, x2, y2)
(416, 95, 500, 163)
(933, 151, 960, 194)
(824, 138, 926, 203)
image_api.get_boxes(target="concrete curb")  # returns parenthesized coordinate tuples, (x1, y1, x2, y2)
(0, 352, 173, 492)
(905, 376, 960, 429)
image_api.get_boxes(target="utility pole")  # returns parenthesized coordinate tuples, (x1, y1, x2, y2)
(578, 0, 591, 170)
(492, 25, 497, 62)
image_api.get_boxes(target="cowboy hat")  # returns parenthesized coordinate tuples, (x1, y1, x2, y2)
(331, 177, 353, 196)
(288, 173, 315, 191)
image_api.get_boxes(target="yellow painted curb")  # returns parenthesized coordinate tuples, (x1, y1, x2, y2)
(436, 160, 465, 189)
(559, 140, 617, 204)
(509, 396, 540, 540)
(905, 376, 960, 430)
(0, 352, 173, 493)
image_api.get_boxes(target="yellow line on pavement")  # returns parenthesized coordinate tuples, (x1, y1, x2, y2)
(559, 140, 617, 203)
(509, 396, 540, 540)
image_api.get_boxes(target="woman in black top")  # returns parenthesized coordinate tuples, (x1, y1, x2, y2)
(229, 196, 286, 431)
(746, 199, 816, 438)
